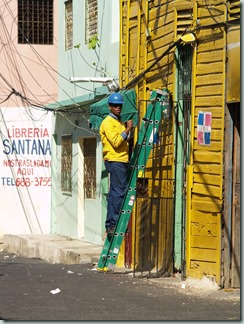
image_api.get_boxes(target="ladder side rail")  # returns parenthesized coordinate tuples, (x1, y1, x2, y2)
(127, 90, 162, 180)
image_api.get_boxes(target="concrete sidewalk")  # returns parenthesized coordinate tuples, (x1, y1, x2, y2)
(2, 234, 103, 265)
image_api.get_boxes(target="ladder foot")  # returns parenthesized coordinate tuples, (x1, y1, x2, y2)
(97, 267, 109, 272)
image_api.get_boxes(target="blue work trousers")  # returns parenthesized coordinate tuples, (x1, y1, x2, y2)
(104, 161, 128, 230)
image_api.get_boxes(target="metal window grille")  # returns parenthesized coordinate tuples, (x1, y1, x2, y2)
(177, 44, 193, 99)
(18, 0, 53, 44)
(61, 135, 72, 193)
(65, 0, 73, 50)
(84, 138, 96, 199)
(85, 0, 98, 44)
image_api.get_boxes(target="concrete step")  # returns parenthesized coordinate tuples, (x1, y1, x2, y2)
(3, 234, 102, 265)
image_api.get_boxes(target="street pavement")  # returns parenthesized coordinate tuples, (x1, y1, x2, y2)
(0, 251, 240, 321)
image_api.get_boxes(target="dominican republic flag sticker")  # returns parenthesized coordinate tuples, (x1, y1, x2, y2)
(197, 111, 212, 145)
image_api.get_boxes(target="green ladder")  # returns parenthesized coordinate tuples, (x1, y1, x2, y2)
(97, 89, 169, 272)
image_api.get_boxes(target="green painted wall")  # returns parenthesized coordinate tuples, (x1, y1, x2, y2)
(50, 0, 121, 244)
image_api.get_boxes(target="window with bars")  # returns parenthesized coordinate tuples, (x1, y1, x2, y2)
(85, 0, 98, 44)
(176, 44, 193, 99)
(176, 44, 193, 164)
(18, 0, 53, 44)
(84, 138, 96, 199)
(61, 135, 72, 193)
(65, 0, 73, 50)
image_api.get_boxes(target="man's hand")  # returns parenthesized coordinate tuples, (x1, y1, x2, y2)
(125, 119, 133, 133)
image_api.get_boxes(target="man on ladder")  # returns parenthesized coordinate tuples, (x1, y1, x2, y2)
(97, 89, 169, 272)
(99, 92, 133, 235)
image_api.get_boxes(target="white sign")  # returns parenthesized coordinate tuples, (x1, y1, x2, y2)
(0, 107, 52, 235)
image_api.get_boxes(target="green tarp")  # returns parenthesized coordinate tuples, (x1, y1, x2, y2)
(89, 89, 138, 131)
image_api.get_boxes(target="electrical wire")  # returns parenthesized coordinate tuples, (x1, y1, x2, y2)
(0, 2, 51, 117)
(0, 0, 137, 116)
(122, 17, 240, 91)
(56, 111, 98, 135)
(1, 0, 106, 114)
(0, 90, 15, 104)
(0, 1, 240, 117)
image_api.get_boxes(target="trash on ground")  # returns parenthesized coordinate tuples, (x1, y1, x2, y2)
(50, 288, 61, 294)
(67, 270, 74, 274)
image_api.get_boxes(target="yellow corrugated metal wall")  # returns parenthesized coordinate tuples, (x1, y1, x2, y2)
(120, 0, 175, 273)
(186, 1, 227, 284)
(120, 0, 229, 282)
